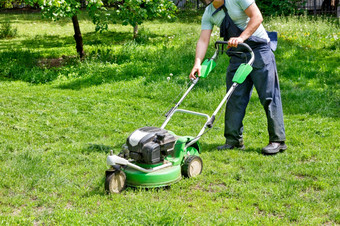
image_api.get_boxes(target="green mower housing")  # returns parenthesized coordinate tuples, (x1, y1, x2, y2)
(105, 132, 202, 193)
(123, 136, 200, 187)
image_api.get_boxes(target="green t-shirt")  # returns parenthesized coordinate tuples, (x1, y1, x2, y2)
(201, 0, 269, 42)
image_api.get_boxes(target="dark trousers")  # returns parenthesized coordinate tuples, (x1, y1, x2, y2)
(224, 43, 286, 145)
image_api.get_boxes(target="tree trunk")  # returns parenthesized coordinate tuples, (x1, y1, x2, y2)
(133, 24, 138, 39)
(71, 15, 85, 59)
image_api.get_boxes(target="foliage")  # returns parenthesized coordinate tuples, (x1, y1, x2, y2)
(0, 13, 339, 224)
(256, 0, 305, 16)
(0, 0, 11, 8)
(110, 0, 177, 37)
(0, 19, 17, 38)
(0, 0, 23, 8)
(23, 0, 108, 32)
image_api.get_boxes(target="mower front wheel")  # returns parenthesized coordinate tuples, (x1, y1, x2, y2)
(182, 155, 203, 178)
(105, 170, 126, 194)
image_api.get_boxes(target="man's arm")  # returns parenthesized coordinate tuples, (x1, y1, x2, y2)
(228, 2, 263, 48)
(189, 29, 212, 79)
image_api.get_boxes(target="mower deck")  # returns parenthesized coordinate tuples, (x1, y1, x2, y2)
(124, 164, 182, 187)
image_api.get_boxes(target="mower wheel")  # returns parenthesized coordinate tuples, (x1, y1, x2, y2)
(182, 155, 203, 178)
(105, 170, 126, 194)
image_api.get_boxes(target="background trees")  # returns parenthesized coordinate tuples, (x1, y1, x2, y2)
(22, 0, 107, 58)
(0, 0, 177, 57)
(256, 0, 304, 16)
(112, 0, 177, 38)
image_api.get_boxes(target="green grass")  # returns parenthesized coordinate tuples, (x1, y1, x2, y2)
(0, 11, 339, 225)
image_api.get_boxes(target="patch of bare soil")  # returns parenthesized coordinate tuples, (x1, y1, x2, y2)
(37, 55, 78, 68)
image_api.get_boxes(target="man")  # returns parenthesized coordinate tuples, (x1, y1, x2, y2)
(189, 0, 287, 155)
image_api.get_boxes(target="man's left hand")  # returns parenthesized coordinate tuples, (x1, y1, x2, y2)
(228, 37, 244, 48)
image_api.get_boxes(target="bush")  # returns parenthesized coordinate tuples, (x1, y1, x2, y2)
(257, 0, 304, 16)
(0, 20, 17, 39)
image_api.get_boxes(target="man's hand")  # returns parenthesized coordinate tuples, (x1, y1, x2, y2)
(189, 30, 212, 80)
(189, 64, 201, 80)
(228, 37, 244, 48)
(228, 2, 263, 49)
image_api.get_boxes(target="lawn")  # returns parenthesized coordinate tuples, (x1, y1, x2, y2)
(0, 10, 339, 225)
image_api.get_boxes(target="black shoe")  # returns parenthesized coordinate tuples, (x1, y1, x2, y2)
(217, 143, 245, 150)
(262, 142, 287, 155)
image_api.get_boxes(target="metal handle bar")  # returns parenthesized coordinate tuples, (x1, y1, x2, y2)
(214, 41, 252, 52)
(162, 41, 255, 144)
(173, 109, 210, 120)
(214, 41, 255, 66)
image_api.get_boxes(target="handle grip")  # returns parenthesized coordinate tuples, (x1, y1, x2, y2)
(214, 40, 253, 53)
(214, 40, 254, 66)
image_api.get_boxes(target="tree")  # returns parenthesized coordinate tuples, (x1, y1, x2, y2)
(112, 0, 177, 38)
(24, 0, 108, 58)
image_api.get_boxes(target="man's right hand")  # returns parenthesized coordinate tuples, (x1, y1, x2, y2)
(189, 29, 212, 80)
(189, 64, 201, 80)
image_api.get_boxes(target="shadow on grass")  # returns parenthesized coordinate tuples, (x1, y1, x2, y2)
(19, 34, 75, 49)
(1, 26, 338, 118)
(242, 147, 263, 154)
(55, 37, 338, 91)
(275, 38, 339, 118)
(82, 143, 123, 155)
(0, 75, 13, 81)
(200, 142, 263, 154)
(85, 30, 166, 46)
(0, 30, 155, 51)
(82, 177, 173, 197)
(276, 39, 339, 86)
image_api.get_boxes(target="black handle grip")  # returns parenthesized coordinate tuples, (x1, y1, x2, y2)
(214, 41, 253, 53)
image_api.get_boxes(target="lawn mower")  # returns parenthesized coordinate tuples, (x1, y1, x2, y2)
(105, 41, 254, 194)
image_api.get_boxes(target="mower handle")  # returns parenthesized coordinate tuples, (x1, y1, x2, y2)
(214, 41, 252, 52)
(214, 41, 255, 65)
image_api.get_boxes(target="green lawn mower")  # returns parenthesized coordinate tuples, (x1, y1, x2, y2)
(105, 41, 255, 194)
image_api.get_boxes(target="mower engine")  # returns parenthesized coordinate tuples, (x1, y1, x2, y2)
(126, 127, 177, 164)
